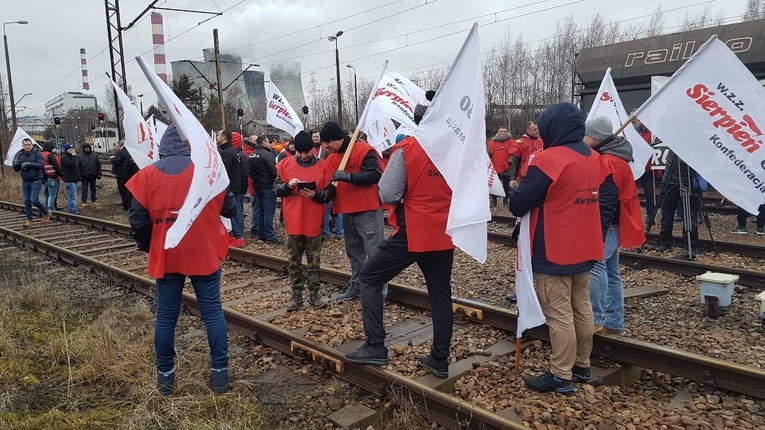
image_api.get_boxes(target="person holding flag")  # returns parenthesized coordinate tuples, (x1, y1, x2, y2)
(508, 102, 613, 393)
(345, 95, 456, 379)
(583, 116, 644, 336)
(320, 121, 385, 302)
(487, 125, 514, 207)
(127, 125, 237, 396)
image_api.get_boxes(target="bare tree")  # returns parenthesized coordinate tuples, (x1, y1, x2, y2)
(744, 0, 765, 20)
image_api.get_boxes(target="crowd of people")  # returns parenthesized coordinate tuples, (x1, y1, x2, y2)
(11, 98, 761, 397)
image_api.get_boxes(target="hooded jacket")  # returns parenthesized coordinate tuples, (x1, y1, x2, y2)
(219, 136, 246, 194)
(128, 125, 237, 257)
(249, 143, 278, 191)
(509, 103, 616, 274)
(77, 144, 102, 179)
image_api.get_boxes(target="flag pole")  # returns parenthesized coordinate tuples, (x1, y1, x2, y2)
(332, 60, 388, 185)
(515, 337, 522, 372)
(614, 114, 636, 136)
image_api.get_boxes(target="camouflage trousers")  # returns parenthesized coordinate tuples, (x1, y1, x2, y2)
(286, 235, 322, 293)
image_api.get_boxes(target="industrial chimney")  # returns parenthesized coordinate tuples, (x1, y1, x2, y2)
(151, 12, 168, 84)
(80, 48, 90, 91)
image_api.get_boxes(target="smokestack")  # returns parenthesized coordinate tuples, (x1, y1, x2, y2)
(80, 48, 90, 91)
(151, 12, 168, 84)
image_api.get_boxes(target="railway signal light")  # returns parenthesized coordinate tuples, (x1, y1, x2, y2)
(302, 105, 309, 115)
(54, 117, 60, 125)
(91, 124, 96, 131)
(98, 113, 104, 122)
(237, 108, 244, 117)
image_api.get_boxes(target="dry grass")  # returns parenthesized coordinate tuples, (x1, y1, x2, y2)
(0, 170, 23, 203)
(0, 251, 272, 429)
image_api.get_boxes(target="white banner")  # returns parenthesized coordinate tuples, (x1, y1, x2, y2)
(415, 23, 490, 263)
(635, 36, 765, 215)
(111, 80, 158, 170)
(588, 68, 653, 179)
(4, 128, 40, 166)
(266, 82, 304, 137)
(359, 66, 420, 132)
(136, 56, 230, 249)
(148, 115, 168, 143)
(367, 116, 396, 155)
(515, 214, 546, 337)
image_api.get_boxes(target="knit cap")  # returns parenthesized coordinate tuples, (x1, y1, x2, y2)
(584, 116, 613, 141)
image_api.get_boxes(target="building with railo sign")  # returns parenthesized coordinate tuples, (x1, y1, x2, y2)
(576, 18, 765, 114)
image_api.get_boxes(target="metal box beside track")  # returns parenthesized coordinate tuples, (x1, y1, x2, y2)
(696, 272, 739, 307)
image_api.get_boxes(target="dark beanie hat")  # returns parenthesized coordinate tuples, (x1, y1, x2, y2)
(320, 121, 345, 142)
(294, 131, 313, 152)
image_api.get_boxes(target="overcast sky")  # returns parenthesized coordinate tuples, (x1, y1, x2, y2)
(0, 0, 750, 118)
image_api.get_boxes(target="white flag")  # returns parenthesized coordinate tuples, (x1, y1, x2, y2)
(148, 115, 168, 143)
(635, 35, 765, 215)
(4, 128, 41, 166)
(588, 68, 653, 179)
(136, 56, 230, 249)
(487, 163, 505, 197)
(414, 23, 490, 263)
(367, 117, 397, 156)
(515, 214, 546, 337)
(266, 82, 304, 137)
(111, 80, 158, 170)
(359, 66, 420, 132)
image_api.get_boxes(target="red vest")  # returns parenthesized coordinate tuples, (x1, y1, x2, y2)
(511, 135, 545, 180)
(42, 151, 60, 179)
(603, 154, 646, 248)
(488, 139, 514, 175)
(126, 166, 230, 278)
(530, 145, 605, 265)
(326, 140, 381, 214)
(390, 137, 454, 252)
(276, 156, 333, 237)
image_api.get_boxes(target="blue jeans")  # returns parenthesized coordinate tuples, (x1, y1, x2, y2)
(64, 182, 79, 214)
(231, 192, 244, 239)
(323, 202, 344, 237)
(81, 177, 97, 203)
(44, 178, 59, 211)
(589, 226, 624, 332)
(155, 268, 228, 373)
(252, 189, 277, 240)
(22, 179, 48, 220)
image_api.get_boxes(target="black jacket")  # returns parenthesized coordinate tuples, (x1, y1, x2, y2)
(336, 137, 382, 186)
(509, 103, 614, 275)
(219, 142, 246, 193)
(12, 149, 45, 182)
(249, 144, 278, 191)
(111, 147, 139, 180)
(60, 152, 81, 183)
(77, 145, 102, 179)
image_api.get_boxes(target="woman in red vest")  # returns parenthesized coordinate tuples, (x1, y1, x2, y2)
(508, 103, 615, 393)
(274, 131, 335, 311)
(127, 125, 237, 396)
(487, 126, 514, 207)
(345, 96, 456, 380)
(583, 116, 646, 336)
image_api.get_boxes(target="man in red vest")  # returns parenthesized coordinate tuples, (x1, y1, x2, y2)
(320, 122, 386, 302)
(508, 121, 544, 188)
(127, 125, 237, 396)
(487, 126, 514, 207)
(584, 116, 645, 336)
(41, 142, 63, 211)
(274, 131, 335, 311)
(345, 95, 456, 379)
(508, 103, 615, 393)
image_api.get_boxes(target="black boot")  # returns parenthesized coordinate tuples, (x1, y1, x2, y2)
(345, 341, 388, 365)
(286, 292, 303, 311)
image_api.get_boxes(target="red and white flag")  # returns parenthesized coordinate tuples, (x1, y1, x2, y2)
(515, 214, 546, 337)
(588, 68, 653, 179)
(148, 114, 168, 143)
(359, 65, 421, 132)
(487, 163, 505, 197)
(367, 116, 396, 155)
(4, 128, 41, 166)
(266, 82, 304, 137)
(111, 80, 158, 170)
(634, 36, 765, 215)
(414, 23, 490, 263)
(136, 56, 230, 249)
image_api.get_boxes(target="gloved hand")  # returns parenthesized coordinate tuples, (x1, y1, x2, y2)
(331, 170, 352, 183)
(21, 162, 30, 169)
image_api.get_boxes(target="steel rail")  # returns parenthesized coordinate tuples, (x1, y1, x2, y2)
(3, 202, 765, 399)
(0, 207, 527, 430)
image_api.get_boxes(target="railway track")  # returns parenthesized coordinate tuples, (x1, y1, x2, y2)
(0, 201, 764, 427)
